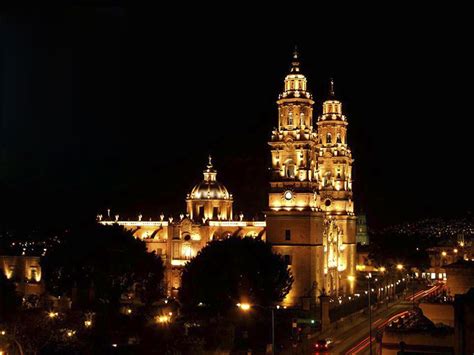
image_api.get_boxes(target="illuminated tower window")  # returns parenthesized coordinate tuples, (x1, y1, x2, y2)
(285, 160, 296, 178)
(326, 133, 332, 144)
(337, 134, 341, 143)
(288, 111, 293, 125)
(300, 112, 305, 125)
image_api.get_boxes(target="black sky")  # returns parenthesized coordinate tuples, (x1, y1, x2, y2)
(1, 5, 473, 231)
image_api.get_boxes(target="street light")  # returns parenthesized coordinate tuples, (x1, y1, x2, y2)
(236, 303, 251, 311)
(396, 264, 404, 271)
(156, 315, 170, 324)
(237, 302, 277, 355)
(367, 273, 373, 355)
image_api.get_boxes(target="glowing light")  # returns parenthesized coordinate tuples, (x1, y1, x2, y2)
(182, 245, 192, 259)
(237, 303, 251, 311)
(48, 311, 59, 319)
(171, 259, 187, 266)
(126, 308, 132, 315)
(84, 320, 92, 327)
(347, 275, 355, 282)
(453, 248, 458, 253)
(208, 221, 266, 227)
(442, 251, 447, 257)
(156, 315, 170, 324)
(379, 266, 386, 273)
(396, 264, 403, 270)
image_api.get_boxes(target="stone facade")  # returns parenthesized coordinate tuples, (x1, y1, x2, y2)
(100, 160, 266, 296)
(266, 51, 356, 307)
(0, 255, 43, 296)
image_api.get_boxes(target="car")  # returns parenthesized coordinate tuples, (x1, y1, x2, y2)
(314, 339, 330, 351)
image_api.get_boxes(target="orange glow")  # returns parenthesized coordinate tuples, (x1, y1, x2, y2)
(237, 303, 251, 311)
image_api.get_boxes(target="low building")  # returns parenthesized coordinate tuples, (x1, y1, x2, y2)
(379, 308, 454, 354)
(0, 255, 44, 296)
(424, 239, 474, 282)
(454, 288, 474, 354)
(445, 260, 474, 296)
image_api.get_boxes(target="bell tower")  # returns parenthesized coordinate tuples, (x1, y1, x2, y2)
(266, 51, 356, 308)
(267, 50, 323, 307)
(268, 48, 318, 211)
(316, 79, 354, 215)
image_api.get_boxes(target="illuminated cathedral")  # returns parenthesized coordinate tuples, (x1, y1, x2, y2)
(100, 50, 356, 307)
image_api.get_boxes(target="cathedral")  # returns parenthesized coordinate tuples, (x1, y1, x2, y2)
(99, 50, 356, 308)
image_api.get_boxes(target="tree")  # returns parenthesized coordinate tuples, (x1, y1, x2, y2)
(0, 271, 21, 320)
(179, 237, 293, 313)
(42, 223, 164, 309)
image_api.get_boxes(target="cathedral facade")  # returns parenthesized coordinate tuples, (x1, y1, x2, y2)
(99, 158, 266, 297)
(100, 50, 356, 307)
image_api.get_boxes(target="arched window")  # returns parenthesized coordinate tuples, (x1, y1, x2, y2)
(336, 134, 342, 143)
(285, 160, 296, 179)
(300, 112, 305, 125)
(326, 133, 332, 144)
(288, 111, 293, 125)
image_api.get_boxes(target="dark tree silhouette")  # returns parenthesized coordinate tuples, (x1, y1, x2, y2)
(0, 270, 20, 320)
(179, 237, 293, 313)
(42, 223, 164, 309)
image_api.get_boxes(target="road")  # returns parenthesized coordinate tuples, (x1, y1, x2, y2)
(309, 283, 442, 354)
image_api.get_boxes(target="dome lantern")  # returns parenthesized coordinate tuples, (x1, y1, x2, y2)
(186, 157, 233, 221)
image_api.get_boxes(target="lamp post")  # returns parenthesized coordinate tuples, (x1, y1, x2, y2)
(237, 303, 276, 355)
(367, 274, 373, 355)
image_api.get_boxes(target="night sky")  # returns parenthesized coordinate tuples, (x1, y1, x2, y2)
(1, 5, 472, 231)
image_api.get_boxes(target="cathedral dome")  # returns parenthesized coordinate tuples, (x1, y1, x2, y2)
(188, 157, 232, 200)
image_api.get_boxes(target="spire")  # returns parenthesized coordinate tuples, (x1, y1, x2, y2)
(290, 45, 300, 73)
(329, 78, 336, 99)
(203, 155, 217, 181)
(207, 154, 213, 169)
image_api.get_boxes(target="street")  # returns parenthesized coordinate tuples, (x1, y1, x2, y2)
(299, 283, 443, 354)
